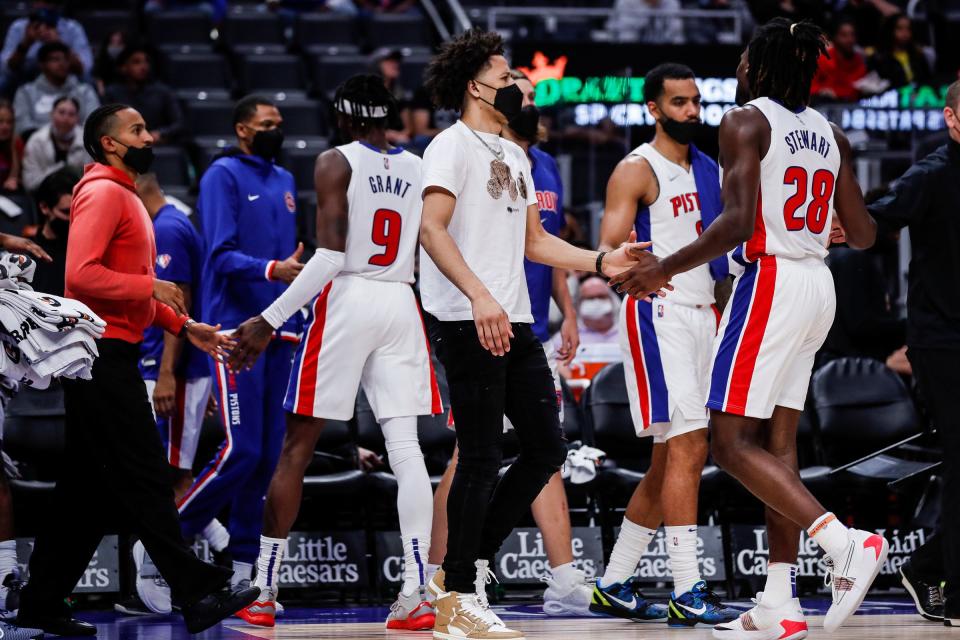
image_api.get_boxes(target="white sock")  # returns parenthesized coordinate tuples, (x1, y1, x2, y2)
(0, 539, 16, 578)
(381, 416, 433, 597)
(232, 560, 253, 587)
(202, 519, 230, 553)
(550, 561, 579, 586)
(763, 563, 798, 607)
(254, 536, 287, 591)
(665, 525, 701, 595)
(600, 518, 656, 587)
(426, 563, 440, 584)
(808, 513, 849, 557)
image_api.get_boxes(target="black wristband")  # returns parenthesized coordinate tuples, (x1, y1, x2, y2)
(595, 251, 607, 278)
(178, 318, 195, 338)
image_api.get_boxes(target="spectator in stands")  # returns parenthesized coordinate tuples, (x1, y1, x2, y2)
(92, 30, 133, 95)
(22, 96, 88, 192)
(27, 168, 77, 296)
(371, 47, 408, 103)
(0, 0, 93, 95)
(12, 42, 99, 139)
(607, 0, 685, 45)
(869, 13, 933, 88)
(557, 276, 620, 347)
(834, 0, 901, 49)
(104, 45, 185, 146)
(812, 19, 868, 101)
(0, 100, 24, 192)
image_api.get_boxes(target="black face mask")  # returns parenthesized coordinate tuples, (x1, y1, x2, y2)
(476, 81, 523, 121)
(112, 138, 154, 174)
(250, 127, 284, 161)
(49, 216, 69, 239)
(508, 105, 541, 143)
(659, 117, 701, 145)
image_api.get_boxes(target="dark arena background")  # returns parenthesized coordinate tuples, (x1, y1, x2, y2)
(0, 0, 958, 638)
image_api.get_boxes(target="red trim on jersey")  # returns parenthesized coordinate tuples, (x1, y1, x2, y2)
(168, 377, 187, 467)
(745, 189, 766, 261)
(724, 256, 777, 412)
(415, 303, 443, 415)
(295, 282, 333, 415)
(625, 298, 651, 428)
(711, 304, 721, 332)
(178, 362, 232, 509)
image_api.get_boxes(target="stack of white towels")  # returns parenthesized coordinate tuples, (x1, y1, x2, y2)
(0, 252, 105, 389)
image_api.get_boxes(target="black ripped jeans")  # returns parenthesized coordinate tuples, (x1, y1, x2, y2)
(429, 318, 567, 593)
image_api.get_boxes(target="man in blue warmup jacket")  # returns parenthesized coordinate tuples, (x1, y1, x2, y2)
(179, 95, 304, 589)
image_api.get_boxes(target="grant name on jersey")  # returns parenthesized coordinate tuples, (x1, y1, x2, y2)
(784, 129, 832, 159)
(368, 174, 414, 198)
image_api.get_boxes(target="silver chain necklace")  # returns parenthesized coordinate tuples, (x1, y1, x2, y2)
(465, 124, 505, 161)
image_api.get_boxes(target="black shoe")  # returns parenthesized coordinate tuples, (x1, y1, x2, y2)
(211, 549, 233, 571)
(945, 597, 959, 628)
(901, 562, 944, 621)
(181, 585, 259, 634)
(14, 614, 96, 637)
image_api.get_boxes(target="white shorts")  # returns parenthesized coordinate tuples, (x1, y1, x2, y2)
(706, 256, 835, 420)
(620, 295, 715, 443)
(145, 376, 212, 470)
(284, 275, 443, 421)
(502, 340, 563, 431)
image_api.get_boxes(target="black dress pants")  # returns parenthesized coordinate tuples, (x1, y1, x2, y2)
(18, 339, 229, 617)
(429, 320, 566, 593)
(908, 348, 960, 605)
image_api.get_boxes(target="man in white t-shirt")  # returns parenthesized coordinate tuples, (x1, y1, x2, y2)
(417, 28, 647, 640)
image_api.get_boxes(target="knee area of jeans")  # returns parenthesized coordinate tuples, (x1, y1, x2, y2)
(454, 449, 503, 476)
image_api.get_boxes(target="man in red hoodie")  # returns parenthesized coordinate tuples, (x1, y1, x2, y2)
(15, 104, 259, 637)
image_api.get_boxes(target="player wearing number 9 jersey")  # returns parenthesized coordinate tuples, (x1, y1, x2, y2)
(608, 19, 886, 640)
(229, 75, 441, 631)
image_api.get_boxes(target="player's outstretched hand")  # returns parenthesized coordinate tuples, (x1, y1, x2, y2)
(227, 315, 274, 372)
(272, 243, 305, 284)
(607, 246, 674, 299)
(187, 322, 235, 362)
(0, 232, 52, 262)
(472, 292, 513, 357)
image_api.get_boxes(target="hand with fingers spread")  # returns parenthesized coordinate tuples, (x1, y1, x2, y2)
(472, 292, 513, 357)
(271, 242, 305, 284)
(227, 315, 274, 372)
(0, 233, 53, 262)
(185, 321, 235, 362)
(153, 279, 187, 316)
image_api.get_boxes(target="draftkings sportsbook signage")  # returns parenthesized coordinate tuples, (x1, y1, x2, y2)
(17, 536, 119, 592)
(728, 525, 929, 579)
(193, 531, 368, 588)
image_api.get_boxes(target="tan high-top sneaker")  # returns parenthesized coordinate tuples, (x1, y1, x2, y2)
(427, 568, 446, 603)
(432, 590, 524, 640)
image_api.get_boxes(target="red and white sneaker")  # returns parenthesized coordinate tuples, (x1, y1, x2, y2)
(822, 529, 889, 633)
(236, 587, 277, 628)
(385, 587, 436, 630)
(712, 592, 807, 640)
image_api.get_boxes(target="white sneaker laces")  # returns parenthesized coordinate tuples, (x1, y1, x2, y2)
(818, 554, 855, 601)
(474, 562, 503, 627)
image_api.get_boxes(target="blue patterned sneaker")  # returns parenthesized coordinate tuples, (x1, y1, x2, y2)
(669, 581, 740, 627)
(589, 576, 668, 621)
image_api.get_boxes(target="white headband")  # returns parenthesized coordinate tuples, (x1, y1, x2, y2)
(335, 98, 389, 119)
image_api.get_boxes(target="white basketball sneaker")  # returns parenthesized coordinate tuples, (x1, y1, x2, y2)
(541, 570, 594, 616)
(712, 592, 806, 640)
(821, 529, 889, 632)
(133, 541, 172, 615)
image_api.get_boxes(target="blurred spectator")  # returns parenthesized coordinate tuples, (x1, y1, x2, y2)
(144, 0, 228, 24)
(406, 85, 457, 155)
(265, 0, 360, 16)
(834, 0, 901, 49)
(812, 20, 868, 101)
(557, 276, 620, 347)
(104, 45, 185, 145)
(607, 0, 684, 44)
(869, 13, 933, 88)
(0, 100, 24, 192)
(25, 168, 77, 296)
(12, 42, 99, 138)
(21, 96, 88, 192)
(356, 0, 419, 14)
(371, 47, 408, 103)
(92, 30, 133, 95)
(0, 0, 93, 93)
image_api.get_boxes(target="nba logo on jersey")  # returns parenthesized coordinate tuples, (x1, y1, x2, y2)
(383, 156, 390, 169)
(157, 254, 171, 269)
(658, 304, 664, 318)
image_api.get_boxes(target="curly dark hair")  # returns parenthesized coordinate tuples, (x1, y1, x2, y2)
(423, 28, 505, 111)
(747, 18, 827, 112)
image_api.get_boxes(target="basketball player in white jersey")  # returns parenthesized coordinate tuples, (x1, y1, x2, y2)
(612, 19, 884, 639)
(593, 63, 738, 627)
(227, 75, 441, 630)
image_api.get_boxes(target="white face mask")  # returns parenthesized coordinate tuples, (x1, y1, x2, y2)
(580, 297, 614, 320)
